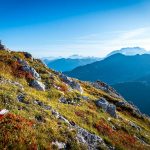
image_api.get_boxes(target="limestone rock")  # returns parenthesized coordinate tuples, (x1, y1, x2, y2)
(30, 80, 45, 91)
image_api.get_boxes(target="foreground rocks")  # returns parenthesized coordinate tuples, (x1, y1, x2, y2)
(59, 74, 83, 94)
(29, 80, 45, 91)
(51, 109, 109, 150)
(18, 58, 41, 80)
(96, 98, 117, 118)
(92, 81, 123, 99)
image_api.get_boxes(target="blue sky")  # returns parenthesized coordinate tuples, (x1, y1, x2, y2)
(1, 0, 150, 57)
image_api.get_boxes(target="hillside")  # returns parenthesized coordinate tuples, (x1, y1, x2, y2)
(65, 54, 150, 84)
(0, 48, 150, 150)
(43, 57, 100, 72)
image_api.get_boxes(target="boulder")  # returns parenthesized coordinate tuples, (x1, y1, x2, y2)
(52, 141, 66, 149)
(18, 58, 41, 80)
(30, 80, 45, 91)
(24, 52, 32, 59)
(59, 74, 83, 94)
(70, 80, 83, 94)
(96, 98, 109, 111)
(107, 104, 117, 118)
(96, 98, 117, 118)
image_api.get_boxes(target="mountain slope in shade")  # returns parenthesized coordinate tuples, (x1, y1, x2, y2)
(112, 80, 150, 115)
(43, 57, 101, 72)
(0, 47, 150, 149)
(107, 47, 148, 57)
(65, 54, 150, 84)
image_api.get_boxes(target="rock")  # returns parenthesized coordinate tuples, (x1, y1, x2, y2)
(17, 94, 29, 104)
(129, 121, 141, 131)
(59, 97, 67, 104)
(0, 77, 24, 91)
(24, 52, 32, 59)
(82, 96, 89, 101)
(17, 58, 28, 66)
(22, 65, 40, 80)
(50, 108, 108, 150)
(92, 81, 123, 99)
(107, 104, 117, 118)
(59, 115, 70, 124)
(35, 115, 45, 122)
(51, 109, 60, 118)
(17, 58, 41, 80)
(70, 80, 83, 94)
(30, 80, 45, 91)
(75, 125, 107, 150)
(52, 141, 66, 149)
(96, 98, 109, 111)
(96, 98, 117, 118)
(34, 100, 44, 106)
(34, 100, 51, 110)
(0, 109, 9, 115)
(59, 74, 83, 94)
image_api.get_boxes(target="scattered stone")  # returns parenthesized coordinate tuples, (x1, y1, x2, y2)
(30, 80, 45, 91)
(0, 109, 9, 115)
(96, 98, 117, 118)
(35, 115, 45, 122)
(75, 125, 108, 150)
(0, 77, 24, 91)
(17, 58, 41, 80)
(52, 141, 66, 149)
(59, 97, 67, 103)
(17, 94, 29, 104)
(107, 104, 117, 118)
(96, 98, 109, 111)
(82, 96, 89, 101)
(129, 121, 141, 131)
(51, 109, 60, 119)
(34, 100, 44, 106)
(51, 109, 108, 150)
(92, 81, 123, 99)
(34, 100, 51, 110)
(59, 74, 83, 94)
(24, 52, 32, 59)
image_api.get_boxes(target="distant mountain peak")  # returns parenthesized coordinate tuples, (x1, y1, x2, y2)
(107, 47, 148, 57)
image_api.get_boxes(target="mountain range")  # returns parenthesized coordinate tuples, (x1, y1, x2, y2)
(42, 55, 101, 72)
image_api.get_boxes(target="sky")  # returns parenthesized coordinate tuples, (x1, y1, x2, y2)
(0, 0, 150, 58)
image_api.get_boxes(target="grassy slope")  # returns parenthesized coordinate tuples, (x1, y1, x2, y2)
(0, 49, 150, 150)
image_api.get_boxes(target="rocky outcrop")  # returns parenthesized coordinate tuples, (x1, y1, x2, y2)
(29, 80, 45, 91)
(59, 74, 83, 94)
(51, 109, 108, 150)
(18, 58, 41, 80)
(23, 52, 33, 59)
(96, 98, 117, 118)
(92, 81, 123, 99)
